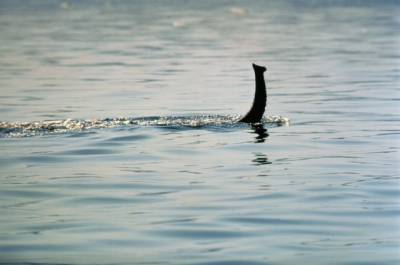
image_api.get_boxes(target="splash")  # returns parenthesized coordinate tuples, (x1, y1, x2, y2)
(0, 115, 290, 138)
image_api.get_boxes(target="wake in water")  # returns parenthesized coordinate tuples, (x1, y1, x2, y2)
(0, 115, 289, 138)
(1, 64, 285, 138)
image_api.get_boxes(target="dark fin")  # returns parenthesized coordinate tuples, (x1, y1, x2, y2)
(238, 64, 267, 123)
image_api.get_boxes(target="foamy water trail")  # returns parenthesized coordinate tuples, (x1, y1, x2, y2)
(0, 115, 290, 138)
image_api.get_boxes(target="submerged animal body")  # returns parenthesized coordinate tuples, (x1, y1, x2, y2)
(238, 64, 267, 123)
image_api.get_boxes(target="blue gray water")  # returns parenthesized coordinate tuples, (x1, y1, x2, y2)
(0, 1, 399, 264)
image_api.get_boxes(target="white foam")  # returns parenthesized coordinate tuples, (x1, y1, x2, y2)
(0, 115, 289, 138)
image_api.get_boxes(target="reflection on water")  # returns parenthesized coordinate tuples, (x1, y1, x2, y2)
(250, 123, 269, 143)
(252, 152, 272, 166)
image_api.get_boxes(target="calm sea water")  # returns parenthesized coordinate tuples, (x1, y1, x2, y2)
(0, 1, 399, 264)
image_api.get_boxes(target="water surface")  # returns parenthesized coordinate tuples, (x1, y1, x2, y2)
(0, 1, 399, 264)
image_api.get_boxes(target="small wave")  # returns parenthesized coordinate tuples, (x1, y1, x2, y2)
(0, 115, 290, 138)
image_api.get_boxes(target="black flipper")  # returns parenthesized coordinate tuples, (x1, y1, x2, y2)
(238, 64, 267, 123)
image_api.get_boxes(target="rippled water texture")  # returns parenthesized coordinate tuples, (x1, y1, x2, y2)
(0, 1, 399, 265)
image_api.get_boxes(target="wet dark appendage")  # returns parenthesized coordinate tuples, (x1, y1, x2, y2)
(238, 64, 267, 124)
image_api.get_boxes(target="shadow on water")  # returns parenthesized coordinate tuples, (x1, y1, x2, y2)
(251, 123, 269, 143)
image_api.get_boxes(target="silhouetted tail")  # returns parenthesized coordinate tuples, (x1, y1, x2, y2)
(238, 64, 267, 123)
